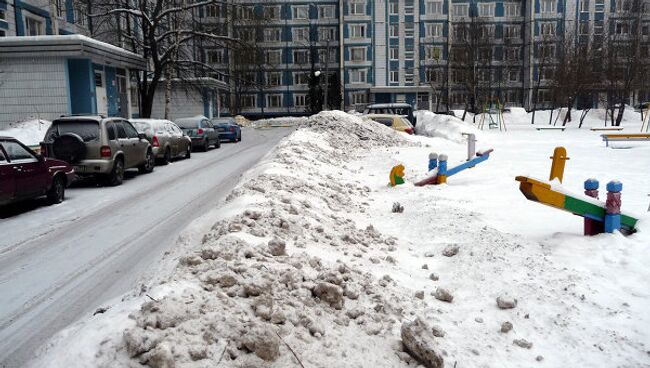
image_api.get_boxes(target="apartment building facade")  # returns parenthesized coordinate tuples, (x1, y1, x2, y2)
(203, 0, 650, 117)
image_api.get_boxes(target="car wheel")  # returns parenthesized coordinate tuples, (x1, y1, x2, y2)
(185, 146, 191, 159)
(139, 149, 155, 174)
(202, 139, 209, 152)
(216, 139, 221, 149)
(161, 148, 171, 165)
(46, 175, 65, 204)
(107, 158, 124, 186)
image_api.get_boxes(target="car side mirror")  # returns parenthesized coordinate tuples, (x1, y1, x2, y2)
(138, 133, 147, 140)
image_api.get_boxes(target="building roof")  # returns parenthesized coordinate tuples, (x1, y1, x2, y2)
(0, 35, 147, 70)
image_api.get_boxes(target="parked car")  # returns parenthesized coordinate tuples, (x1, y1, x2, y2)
(212, 117, 242, 142)
(0, 136, 75, 206)
(175, 116, 220, 151)
(364, 103, 417, 127)
(41, 115, 154, 186)
(365, 114, 415, 135)
(131, 119, 192, 164)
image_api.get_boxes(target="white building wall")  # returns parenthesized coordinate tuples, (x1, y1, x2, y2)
(0, 56, 69, 127)
(2, 1, 17, 36)
(151, 87, 207, 121)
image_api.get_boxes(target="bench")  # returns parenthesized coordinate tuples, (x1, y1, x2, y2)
(536, 126, 566, 131)
(601, 133, 650, 147)
(590, 127, 624, 132)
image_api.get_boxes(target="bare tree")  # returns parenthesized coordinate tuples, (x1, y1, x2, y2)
(85, 0, 250, 118)
(448, 17, 495, 122)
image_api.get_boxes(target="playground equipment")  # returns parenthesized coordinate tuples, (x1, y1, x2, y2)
(389, 164, 405, 187)
(601, 133, 650, 147)
(515, 147, 638, 235)
(415, 133, 494, 186)
(478, 98, 507, 132)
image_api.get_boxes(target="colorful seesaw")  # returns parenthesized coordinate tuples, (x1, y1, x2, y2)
(515, 147, 639, 235)
(415, 133, 494, 186)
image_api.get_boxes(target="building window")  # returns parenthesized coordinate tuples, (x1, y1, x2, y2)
(389, 47, 399, 60)
(425, 1, 443, 14)
(74, 7, 86, 25)
(264, 28, 282, 42)
(426, 23, 443, 37)
(390, 71, 399, 83)
(0, 30, 5, 37)
(264, 6, 281, 20)
(579, 22, 590, 35)
(266, 50, 282, 65)
(389, 24, 398, 37)
(294, 94, 307, 107)
(452, 4, 469, 17)
(266, 94, 283, 108)
(405, 73, 414, 84)
(241, 95, 256, 108)
(319, 5, 335, 19)
(539, 44, 556, 59)
(25, 16, 45, 36)
(318, 49, 337, 63)
(349, 69, 367, 84)
(266, 72, 282, 87)
(505, 3, 521, 16)
(594, 20, 604, 34)
(350, 47, 366, 62)
(351, 91, 368, 105)
(205, 4, 221, 18)
(478, 3, 495, 17)
(615, 22, 630, 35)
(293, 50, 308, 64)
(0, 9, 5, 21)
(293, 72, 309, 85)
(595, 0, 605, 12)
(292, 5, 309, 20)
(319, 27, 336, 41)
(349, 24, 366, 38)
(207, 49, 224, 64)
(389, 1, 399, 14)
(292, 27, 309, 42)
(425, 69, 440, 83)
(580, 0, 590, 12)
(509, 70, 519, 82)
(237, 6, 254, 20)
(505, 47, 520, 61)
(404, 23, 415, 37)
(425, 46, 442, 60)
(238, 29, 255, 42)
(540, 22, 556, 36)
(350, 0, 366, 15)
(504, 25, 520, 39)
(540, 0, 556, 14)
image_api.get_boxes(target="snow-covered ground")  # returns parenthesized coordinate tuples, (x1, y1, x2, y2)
(0, 119, 51, 146)
(29, 109, 650, 367)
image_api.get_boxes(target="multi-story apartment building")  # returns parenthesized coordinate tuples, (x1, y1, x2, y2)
(0, 0, 87, 37)
(204, 0, 649, 117)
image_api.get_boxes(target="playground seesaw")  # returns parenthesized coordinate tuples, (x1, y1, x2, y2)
(515, 147, 639, 235)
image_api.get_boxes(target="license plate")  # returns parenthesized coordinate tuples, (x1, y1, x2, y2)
(74, 166, 86, 173)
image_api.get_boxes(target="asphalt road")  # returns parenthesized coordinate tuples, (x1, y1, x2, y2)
(0, 127, 292, 367)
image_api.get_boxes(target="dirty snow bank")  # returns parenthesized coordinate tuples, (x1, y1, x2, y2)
(414, 111, 480, 143)
(252, 116, 308, 128)
(0, 119, 51, 146)
(32, 111, 433, 368)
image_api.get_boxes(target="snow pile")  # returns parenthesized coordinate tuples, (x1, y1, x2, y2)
(414, 111, 480, 143)
(32, 111, 427, 368)
(0, 119, 51, 146)
(252, 116, 308, 128)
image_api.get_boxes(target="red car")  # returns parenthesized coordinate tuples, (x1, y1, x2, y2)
(0, 136, 75, 206)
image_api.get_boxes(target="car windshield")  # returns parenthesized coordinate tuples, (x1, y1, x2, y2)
(45, 120, 100, 142)
(370, 118, 393, 127)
